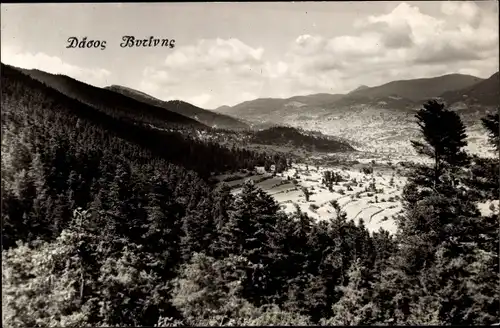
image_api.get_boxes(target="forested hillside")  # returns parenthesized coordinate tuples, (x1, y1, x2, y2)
(2, 64, 281, 177)
(2, 60, 499, 327)
(252, 126, 355, 152)
(20, 67, 205, 129)
(1, 63, 286, 248)
(106, 85, 250, 130)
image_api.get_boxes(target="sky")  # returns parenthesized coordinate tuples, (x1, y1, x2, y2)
(1, 1, 499, 109)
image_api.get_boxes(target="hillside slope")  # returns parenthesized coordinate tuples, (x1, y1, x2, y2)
(251, 126, 355, 153)
(347, 73, 484, 102)
(18, 67, 205, 129)
(107, 85, 249, 130)
(348, 85, 369, 94)
(441, 72, 500, 108)
(1, 63, 277, 178)
(216, 93, 344, 120)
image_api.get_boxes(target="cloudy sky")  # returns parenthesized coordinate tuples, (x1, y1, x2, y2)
(1, 2, 498, 109)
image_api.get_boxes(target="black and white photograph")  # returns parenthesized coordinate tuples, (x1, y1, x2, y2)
(1, 1, 499, 326)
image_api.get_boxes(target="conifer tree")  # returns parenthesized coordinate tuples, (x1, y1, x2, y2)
(481, 111, 499, 151)
(171, 253, 255, 326)
(410, 100, 469, 189)
(326, 259, 377, 325)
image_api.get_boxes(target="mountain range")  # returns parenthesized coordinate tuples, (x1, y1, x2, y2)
(2, 63, 353, 157)
(215, 72, 499, 155)
(20, 67, 205, 129)
(216, 72, 497, 123)
(4, 63, 498, 156)
(346, 73, 484, 101)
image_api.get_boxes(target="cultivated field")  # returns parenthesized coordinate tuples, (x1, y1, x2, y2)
(216, 160, 410, 234)
(216, 144, 499, 235)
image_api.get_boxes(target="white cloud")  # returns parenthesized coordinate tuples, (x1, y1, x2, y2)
(1, 45, 111, 87)
(163, 38, 264, 71)
(138, 37, 272, 108)
(241, 92, 258, 102)
(360, 2, 497, 64)
(141, 66, 179, 87)
(441, 1, 480, 24)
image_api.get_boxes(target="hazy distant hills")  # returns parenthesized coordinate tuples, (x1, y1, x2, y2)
(216, 73, 489, 123)
(107, 85, 250, 130)
(287, 93, 345, 106)
(216, 93, 345, 123)
(347, 73, 484, 102)
(19, 67, 205, 129)
(216, 72, 498, 155)
(215, 72, 498, 125)
(6, 63, 496, 157)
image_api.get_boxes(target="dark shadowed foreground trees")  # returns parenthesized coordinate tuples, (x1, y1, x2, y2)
(392, 101, 499, 325)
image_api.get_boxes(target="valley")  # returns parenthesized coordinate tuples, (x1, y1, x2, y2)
(209, 70, 498, 236)
(3, 1, 500, 326)
(215, 147, 498, 235)
(215, 71, 499, 158)
(4, 63, 497, 235)
(2, 62, 499, 327)
(6, 62, 496, 236)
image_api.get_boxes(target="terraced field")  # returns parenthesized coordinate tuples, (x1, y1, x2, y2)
(216, 161, 408, 234)
(215, 156, 499, 235)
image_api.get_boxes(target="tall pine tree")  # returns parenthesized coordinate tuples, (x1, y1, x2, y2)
(410, 100, 469, 189)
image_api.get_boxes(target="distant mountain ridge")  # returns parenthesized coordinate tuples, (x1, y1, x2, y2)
(19, 67, 205, 129)
(7, 63, 496, 156)
(107, 85, 249, 130)
(216, 72, 496, 123)
(215, 71, 498, 155)
(346, 73, 484, 102)
(216, 93, 345, 123)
